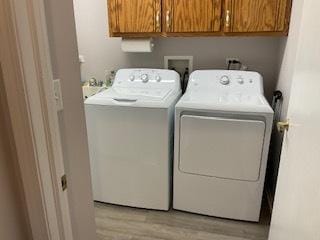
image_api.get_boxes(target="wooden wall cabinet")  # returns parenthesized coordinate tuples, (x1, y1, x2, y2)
(108, 0, 161, 36)
(164, 0, 222, 34)
(224, 0, 292, 34)
(107, 0, 292, 37)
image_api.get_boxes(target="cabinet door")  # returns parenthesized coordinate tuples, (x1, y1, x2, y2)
(165, 0, 222, 33)
(108, 0, 161, 35)
(224, 0, 291, 33)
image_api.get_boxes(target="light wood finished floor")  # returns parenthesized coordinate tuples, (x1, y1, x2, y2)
(95, 200, 270, 240)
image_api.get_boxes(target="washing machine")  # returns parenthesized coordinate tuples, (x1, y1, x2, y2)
(173, 70, 274, 221)
(85, 68, 181, 210)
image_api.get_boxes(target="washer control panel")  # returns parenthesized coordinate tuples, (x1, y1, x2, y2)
(126, 69, 168, 84)
(113, 69, 181, 91)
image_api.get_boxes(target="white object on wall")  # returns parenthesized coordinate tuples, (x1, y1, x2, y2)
(121, 38, 154, 52)
(79, 55, 85, 63)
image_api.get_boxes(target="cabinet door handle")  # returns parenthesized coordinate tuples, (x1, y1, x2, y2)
(166, 10, 171, 31)
(156, 11, 161, 30)
(225, 10, 231, 29)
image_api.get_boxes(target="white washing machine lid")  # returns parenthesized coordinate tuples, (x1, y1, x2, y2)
(85, 87, 176, 107)
(85, 68, 181, 107)
(111, 86, 172, 100)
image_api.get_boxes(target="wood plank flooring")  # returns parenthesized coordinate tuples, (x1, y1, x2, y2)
(94, 200, 270, 240)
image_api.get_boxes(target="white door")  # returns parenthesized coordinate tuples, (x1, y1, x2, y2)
(269, 1, 320, 239)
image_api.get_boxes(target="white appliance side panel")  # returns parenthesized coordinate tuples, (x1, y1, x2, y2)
(85, 105, 170, 210)
(179, 115, 265, 181)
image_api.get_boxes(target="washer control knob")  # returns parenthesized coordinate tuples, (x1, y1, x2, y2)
(129, 75, 135, 81)
(155, 75, 161, 82)
(237, 77, 244, 84)
(141, 74, 149, 83)
(220, 75, 230, 85)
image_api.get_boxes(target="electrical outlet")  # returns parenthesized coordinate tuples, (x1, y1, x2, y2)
(226, 57, 240, 65)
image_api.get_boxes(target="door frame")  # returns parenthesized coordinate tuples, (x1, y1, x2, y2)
(0, 0, 74, 239)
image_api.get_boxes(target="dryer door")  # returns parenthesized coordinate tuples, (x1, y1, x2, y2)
(179, 115, 265, 181)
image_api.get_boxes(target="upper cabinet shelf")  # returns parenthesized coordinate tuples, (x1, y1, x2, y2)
(107, 0, 292, 37)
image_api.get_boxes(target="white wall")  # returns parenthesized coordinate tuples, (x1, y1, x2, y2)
(276, 0, 305, 118)
(44, 0, 97, 239)
(73, 0, 282, 101)
(266, 0, 305, 200)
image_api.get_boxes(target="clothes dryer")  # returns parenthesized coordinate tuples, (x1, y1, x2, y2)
(173, 70, 273, 221)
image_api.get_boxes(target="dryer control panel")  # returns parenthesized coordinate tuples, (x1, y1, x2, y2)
(188, 70, 264, 95)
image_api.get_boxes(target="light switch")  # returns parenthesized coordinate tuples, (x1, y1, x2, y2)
(53, 79, 63, 111)
(79, 55, 85, 63)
